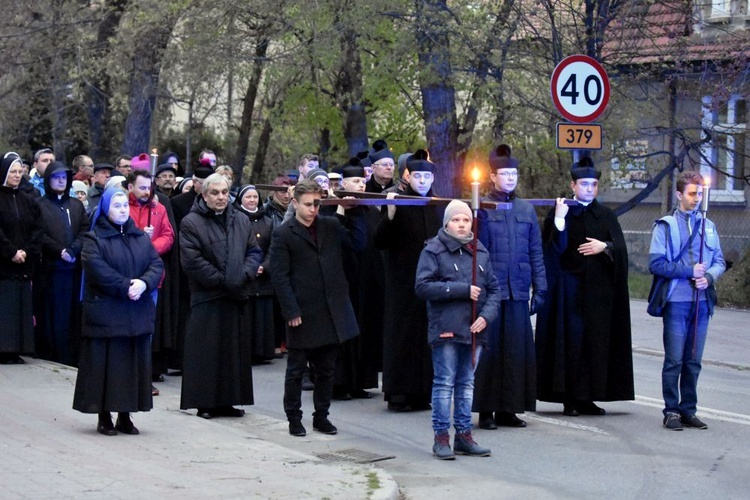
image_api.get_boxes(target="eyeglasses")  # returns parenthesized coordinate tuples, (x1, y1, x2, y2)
(374, 162, 395, 168)
(497, 171, 518, 178)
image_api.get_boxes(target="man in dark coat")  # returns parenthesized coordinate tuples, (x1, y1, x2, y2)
(35, 161, 89, 365)
(374, 151, 443, 412)
(535, 158, 634, 416)
(179, 173, 262, 419)
(270, 179, 366, 437)
(472, 146, 547, 429)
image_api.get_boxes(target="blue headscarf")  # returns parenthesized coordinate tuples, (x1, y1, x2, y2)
(90, 186, 128, 230)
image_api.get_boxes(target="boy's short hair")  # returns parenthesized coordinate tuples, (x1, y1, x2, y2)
(298, 153, 319, 167)
(675, 171, 705, 194)
(293, 179, 323, 201)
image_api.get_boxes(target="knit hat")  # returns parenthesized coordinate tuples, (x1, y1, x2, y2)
(155, 163, 177, 177)
(72, 180, 88, 194)
(570, 156, 600, 180)
(306, 168, 329, 182)
(105, 175, 127, 190)
(130, 153, 151, 171)
(443, 199, 472, 227)
(489, 144, 519, 171)
(193, 164, 214, 179)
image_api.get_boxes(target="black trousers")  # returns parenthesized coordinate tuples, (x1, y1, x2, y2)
(284, 344, 338, 421)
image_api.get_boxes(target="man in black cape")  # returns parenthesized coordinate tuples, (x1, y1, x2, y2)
(535, 157, 634, 416)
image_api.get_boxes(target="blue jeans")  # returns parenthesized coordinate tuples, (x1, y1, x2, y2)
(662, 301, 709, 417)
(431, 343, 482, 434)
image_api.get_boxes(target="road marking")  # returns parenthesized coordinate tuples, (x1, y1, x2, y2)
(527, 415, 609, 435)
(631, 395, 750, 426)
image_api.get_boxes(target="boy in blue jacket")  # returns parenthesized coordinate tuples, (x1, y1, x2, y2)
(415, 200, 501, 460)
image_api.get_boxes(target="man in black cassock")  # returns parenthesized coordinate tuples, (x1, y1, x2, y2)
(374, 151, 442, 412)
(535, 158, 634, 417)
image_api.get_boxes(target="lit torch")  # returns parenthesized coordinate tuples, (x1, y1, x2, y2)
(150, 148, 159, 177)
(701, 176, 711, 214)
(470, 166, 480, 366)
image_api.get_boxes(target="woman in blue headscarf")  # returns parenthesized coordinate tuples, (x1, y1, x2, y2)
(73, 187, 163, 436)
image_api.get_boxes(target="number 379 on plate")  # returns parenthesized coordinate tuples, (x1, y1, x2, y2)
(556, 123, 602, 150)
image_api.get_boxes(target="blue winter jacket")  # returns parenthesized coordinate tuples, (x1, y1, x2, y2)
(415, 229, 501, 347)
(477, 191, 546, 301)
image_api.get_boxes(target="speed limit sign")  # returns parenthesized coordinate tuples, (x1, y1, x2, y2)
(550, 55, 610, 123)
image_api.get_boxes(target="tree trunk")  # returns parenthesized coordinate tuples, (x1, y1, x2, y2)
(416, 0, 459, 197)
(335, 23, 369, 156)
(86, 0, 128, 161)
(121, 24, 174, 156)
(250, 112, 274, 184)
(232, 36, 269, 180)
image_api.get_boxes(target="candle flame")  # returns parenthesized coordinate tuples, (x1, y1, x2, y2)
(471, 167, 480, 182)
(151, 148, 158, 155)
(703, 176, 711, 188)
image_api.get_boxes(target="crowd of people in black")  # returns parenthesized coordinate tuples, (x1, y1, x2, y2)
(2, 141, 719, 458)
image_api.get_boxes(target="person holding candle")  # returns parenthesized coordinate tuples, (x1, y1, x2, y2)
(415, 199, 500, 459)
(649, 171, 725, 431)
(472, 145, 547, 429)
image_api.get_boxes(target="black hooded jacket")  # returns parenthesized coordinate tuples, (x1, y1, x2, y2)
(37, 161, 89, 270)
(0, 154, 44, 279)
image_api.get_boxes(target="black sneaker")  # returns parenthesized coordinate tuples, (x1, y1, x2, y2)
(313, 417, 338, 435)
(681, 414, 708, 429)
(289, 420, 306, 437)
(663, 412, 683, 431)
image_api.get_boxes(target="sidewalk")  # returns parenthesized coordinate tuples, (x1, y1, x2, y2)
(0, 359, 398, 499)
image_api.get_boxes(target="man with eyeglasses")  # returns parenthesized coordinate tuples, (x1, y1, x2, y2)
(472, 145, 547, 430)
(374, 149, 442, 412)
(114, 155, 132, 177)
(366, 141, 395, 193)
(30, 148, 56, 196)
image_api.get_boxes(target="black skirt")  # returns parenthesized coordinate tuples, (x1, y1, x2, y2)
(180, 299, 254, 409)
(0, 279, 34, 354)
(73, 333, 152, 413)
(472, 300, 537, 413)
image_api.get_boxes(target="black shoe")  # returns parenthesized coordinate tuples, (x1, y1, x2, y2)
(411, 402, 432, 411)
(387, 402, 412, 412)
(495, 412, 527, 428)
(663, 412, 683, 431)
(351, 390, 372, 399)
(478, 412, 497, 430)
(681, 414, 708, 429)
(563, 405, 580, 417)
(313, 417, 338, 435)
(152, 374, 165, 382)
(97, 413, 117, 436)
(332, 390, 352, 401)
(0, 354, 25, 365)
(197, 409, 214, 419)
(214, 406, 245, 418)
(115, 413, 139, 435)
(151, 385, 160, 396)
(578, 402, 606, 415)
(289, 420, 306, 437)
